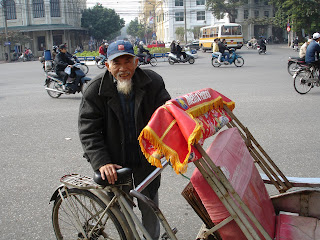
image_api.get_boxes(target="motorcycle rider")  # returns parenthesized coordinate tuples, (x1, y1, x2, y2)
(218, 39, 230, 62)
(137, 41, 149, 63)
(170, 40, 177, 55)
(176, 40, 187, 60)
(258, 37, 266, 52)
(299, 38, 312, 59)
(305, 32, 320, 78)
(212, 38, 222, 63)
(54, 44, 76, 92)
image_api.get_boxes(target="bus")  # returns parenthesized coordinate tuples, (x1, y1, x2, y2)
(199, 23, 244, 51)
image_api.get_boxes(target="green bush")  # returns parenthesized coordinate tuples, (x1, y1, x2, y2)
(75, 51, 99, 57)
(76, 48, 170, 57)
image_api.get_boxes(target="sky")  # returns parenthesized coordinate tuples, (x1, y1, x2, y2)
(86, 0, 141, 24)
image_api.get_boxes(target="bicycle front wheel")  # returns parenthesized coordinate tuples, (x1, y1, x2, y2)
(52, 188, 127, 240)
(293, 70, 313, 94)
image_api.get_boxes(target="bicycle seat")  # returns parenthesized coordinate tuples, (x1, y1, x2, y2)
(93, 168, 132, 186)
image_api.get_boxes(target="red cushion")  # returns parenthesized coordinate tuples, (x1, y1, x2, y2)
(191, 128, 275, 240)
(276, 214, 320, 239)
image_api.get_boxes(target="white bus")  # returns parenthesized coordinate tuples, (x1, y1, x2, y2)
(199, 23, 244, 51)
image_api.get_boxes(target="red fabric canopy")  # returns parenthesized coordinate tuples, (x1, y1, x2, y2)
(138, 88, 235, 174)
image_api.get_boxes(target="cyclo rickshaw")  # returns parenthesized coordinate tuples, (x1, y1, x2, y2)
(50, 88, 320, 240)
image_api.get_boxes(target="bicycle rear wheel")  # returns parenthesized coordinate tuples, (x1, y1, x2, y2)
(293, 69, 313, 94)
(52, 188, 127, 240)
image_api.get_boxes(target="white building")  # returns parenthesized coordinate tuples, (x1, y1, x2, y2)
(0, 0, 87, 60)
(154, 0, 227, 43)
(141, 0, 276, 44)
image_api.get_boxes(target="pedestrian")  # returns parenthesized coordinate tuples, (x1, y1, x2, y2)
(78, 40, 171, 239)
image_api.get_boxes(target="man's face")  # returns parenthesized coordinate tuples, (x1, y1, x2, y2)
(60, 48, 67, 53)
(106, 55, 138, 82)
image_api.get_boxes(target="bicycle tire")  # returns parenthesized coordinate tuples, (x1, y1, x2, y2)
(46, 80, 62, 98)
(96, 61, 105, 69)
(52, 188, 127, 240)
(293, 69, 312, 94)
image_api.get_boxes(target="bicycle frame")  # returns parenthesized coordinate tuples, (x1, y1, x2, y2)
(53, 159, 178, 240)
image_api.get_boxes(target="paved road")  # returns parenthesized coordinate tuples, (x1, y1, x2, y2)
(1, 44, 319, 240)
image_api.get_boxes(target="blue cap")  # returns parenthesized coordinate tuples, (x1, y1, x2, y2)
(107, 40, 136, 61)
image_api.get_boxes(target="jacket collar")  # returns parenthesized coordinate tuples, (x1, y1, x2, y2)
(98, 67, 152, 97)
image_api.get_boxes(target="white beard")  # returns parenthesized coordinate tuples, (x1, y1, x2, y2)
(117, 79, 132, 95)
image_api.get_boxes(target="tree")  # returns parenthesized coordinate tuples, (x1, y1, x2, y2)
(127, 18, 146, 40)
(206, 0, 245, 23)
(189, 26, 205, 40)
(81, 4, 125, 42)
(270, 0, 320, 36)
(175, 27, 185, 41)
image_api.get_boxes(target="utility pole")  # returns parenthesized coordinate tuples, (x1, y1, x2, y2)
(2, 0, 11, 61)
(184, 0, 187, 44)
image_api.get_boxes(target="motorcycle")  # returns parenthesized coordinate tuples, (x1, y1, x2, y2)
(168, 51, 195, 65)
(19, 53, 34, 62)
(257, 45, 266, 54)
(40, 54, 89, 74)
(95, 56, 106, 69)
(138, 52, 157, 67)
(44, 63, 91, 98)
(211, 48, 244, 67)
(71, 55, 89, 74)
(288, 56, 306, 76)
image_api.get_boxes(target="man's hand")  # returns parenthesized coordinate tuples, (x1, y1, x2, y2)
(99, 164, 122, 185)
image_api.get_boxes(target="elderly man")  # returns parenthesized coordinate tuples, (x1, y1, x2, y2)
(78, 40, 171, 239)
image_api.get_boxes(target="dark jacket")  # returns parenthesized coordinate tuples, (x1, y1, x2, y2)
(78, 67, 170, 174)
(305, 40, 320, 63)
(170, 43, 177, 54)
(218, 41, 228, 53)
(54, 52, 74, 72)
(138, 45, 148, 55)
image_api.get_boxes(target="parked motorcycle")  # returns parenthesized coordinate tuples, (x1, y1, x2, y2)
(168, 51, 195, 65)
(95, 56, 106, 69)
(288, 57, 306, 76)
(138, 52, 157, 67)
(211, 48, 244, 67)
(44, 63, 91, 98)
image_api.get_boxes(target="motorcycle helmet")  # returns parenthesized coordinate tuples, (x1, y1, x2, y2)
(312, 32, 320, 40)
(139, 41, 144, 45)
(177, 40, 180, 44)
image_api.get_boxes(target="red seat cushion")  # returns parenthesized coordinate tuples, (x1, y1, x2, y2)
(191, 128, 275, 240)
(276, 214, 320, 240)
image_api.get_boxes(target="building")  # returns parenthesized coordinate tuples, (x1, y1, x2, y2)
(235, 0, 275, 41)
(0, 0, 88, 60)
(140, 0, 277, 44)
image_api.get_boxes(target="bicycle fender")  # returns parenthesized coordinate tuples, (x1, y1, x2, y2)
(49, 184, 64, 203)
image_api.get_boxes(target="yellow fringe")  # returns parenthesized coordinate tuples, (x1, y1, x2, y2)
(138, 126, 187, 174)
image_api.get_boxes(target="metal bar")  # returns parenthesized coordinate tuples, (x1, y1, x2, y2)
(135, 159, 169, 193)
(88, 195, 117, 237)
(204, 216, 233, 238)
(118, 194, 152, 240)
(130, 190, 178, 240)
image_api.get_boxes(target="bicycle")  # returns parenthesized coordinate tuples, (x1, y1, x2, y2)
(50, 161, 178, 240)
(293, 64, 320, 94)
